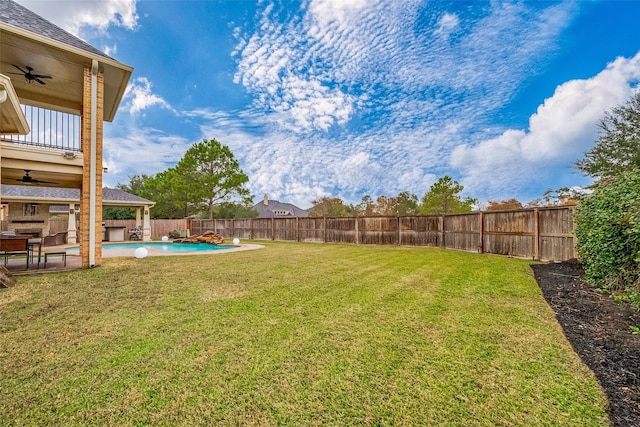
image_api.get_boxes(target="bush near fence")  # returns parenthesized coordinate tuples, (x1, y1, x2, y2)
(45, 207, 574, 261)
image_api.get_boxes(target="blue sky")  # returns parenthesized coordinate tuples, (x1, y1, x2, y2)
(17, 0, 640, 208)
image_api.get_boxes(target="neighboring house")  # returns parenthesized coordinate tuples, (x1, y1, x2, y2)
(254, 195, 309, 218)
(0, 0, 133, 267)
(0, 185, 154, 240)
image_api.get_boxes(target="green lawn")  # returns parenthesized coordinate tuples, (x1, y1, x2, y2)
(0, 242, 608, 426)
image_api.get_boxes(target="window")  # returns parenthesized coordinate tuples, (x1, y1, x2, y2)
(23, 203, 38, 216)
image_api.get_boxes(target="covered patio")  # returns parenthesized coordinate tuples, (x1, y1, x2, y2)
(1, 184, 154, 274)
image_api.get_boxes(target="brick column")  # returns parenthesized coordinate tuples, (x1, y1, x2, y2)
(80, 65, 104, 267)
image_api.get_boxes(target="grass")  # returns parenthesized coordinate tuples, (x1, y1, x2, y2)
(0, 242, 608, 426)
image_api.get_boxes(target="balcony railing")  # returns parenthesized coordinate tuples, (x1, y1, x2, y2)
(2, 105, 81, 152)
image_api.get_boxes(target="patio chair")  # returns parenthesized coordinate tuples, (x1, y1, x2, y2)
(128, 225, 143, 240)
(0, 237, 30, 268)
(43, 231, 67, 246)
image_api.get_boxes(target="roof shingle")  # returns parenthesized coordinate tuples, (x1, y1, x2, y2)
(0, 0, 113, 60)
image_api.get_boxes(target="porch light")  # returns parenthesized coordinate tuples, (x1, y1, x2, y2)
(62, 151, 76, 159)
(0, 89, 6, 104)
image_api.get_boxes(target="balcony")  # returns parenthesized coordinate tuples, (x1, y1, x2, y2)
(1, 105, 83, 188)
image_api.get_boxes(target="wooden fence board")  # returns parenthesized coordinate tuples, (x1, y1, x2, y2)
(326, 217, 357, 244)
(444, 214, 480, 251)
(358, 217, 399, 245)
(298, 218, 325, 242)
(274, 218, 297, 241)
(398, 216, 441, 246)
(483, 210, 535, 258)
(538, 207, 576, 261)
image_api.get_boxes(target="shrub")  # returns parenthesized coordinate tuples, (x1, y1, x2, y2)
(575, 169, 640, 295)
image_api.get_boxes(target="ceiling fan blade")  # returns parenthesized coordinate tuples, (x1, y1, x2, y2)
(32, 179, 58, 184)
(12, 64, 28, 74)
(32, 74, 52, 79)
(34, 77, 47, 85)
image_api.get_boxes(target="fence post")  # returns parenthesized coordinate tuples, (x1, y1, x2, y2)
(533, 208, 540, 260)
(250, 218, 254, 240)
(272, 218, 275, 240)
(355, 216, 359, 245)
(296, 217, 300, 242)
(439, 215, 445, 248)
(397, 216, 401, 246)
(323, 217, 327, 243)
(479, 212, 484, 254)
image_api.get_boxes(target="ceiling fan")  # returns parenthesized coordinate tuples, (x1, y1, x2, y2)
(12, 170, 57, 185)
(8, 64, 52, 85)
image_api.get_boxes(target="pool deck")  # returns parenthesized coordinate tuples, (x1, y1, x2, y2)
(5, 243, 264, 276)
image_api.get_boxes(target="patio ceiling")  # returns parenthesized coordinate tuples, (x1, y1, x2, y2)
(0, 23, 133, 121)
(0, 72, 29, 134)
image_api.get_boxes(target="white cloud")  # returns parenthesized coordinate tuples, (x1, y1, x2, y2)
(215, 1, 580, 204)
(123, 77, 174, 115)
(103, 128, 192, 187)
(434, 13, 460, 39)
(15, 0, 138, 36)
(451, 52, 640, 200)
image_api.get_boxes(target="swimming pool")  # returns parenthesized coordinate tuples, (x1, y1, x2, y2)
(112, 242, 235, 252)
(70, 242, 236, 253)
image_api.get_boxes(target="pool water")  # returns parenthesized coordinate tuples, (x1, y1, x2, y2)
(70, 242, 235, 253)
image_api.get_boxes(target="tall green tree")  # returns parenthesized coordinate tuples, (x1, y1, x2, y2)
(395, 191, 418, 215)
(577, 91, 640, 179)
(116, 174, 151, 195)
(174, 138, 252, 219)
(418, 176, 477, 215)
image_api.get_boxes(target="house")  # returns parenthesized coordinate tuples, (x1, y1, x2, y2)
(253, 194, 308, 218)
(0, 185, 154, 241)
(0, 0, 133, 267)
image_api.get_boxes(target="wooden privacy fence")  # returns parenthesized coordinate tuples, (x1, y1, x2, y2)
(190, 206, 576, 262)
(44, 207, 574, 261)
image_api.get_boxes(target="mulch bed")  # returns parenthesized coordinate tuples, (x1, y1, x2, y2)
(531, 260, 640, 426)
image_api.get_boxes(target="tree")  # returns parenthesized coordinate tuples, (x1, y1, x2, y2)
(142, 168, 193, 219)
(308, 197, 352, 217)
(116, 174, 150, 195)
(373, 195, 397, 216)
(527, 187, 581, 208)
(395, 191, 418, 215)
(103, 207, 135, 220)
(103, 174, 152, 219)
(213, 202, 258, 219)
(577, 91, 640, 179)
(174, 138, 252, 219)
(486, 199, 523, 211)
(354, 195, 376, 216)
(418, 176, 477, 215)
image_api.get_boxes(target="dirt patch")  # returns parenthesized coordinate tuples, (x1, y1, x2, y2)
(531, 260, 640, 426)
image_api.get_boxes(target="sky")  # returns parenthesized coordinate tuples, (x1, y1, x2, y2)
(15, 0, 640, 208)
